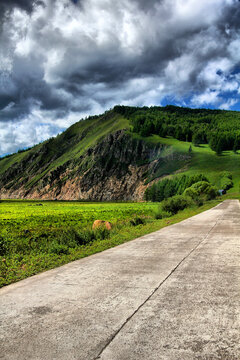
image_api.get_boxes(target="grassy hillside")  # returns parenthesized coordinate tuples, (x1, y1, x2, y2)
(1, 105, 240, 200)
(0, 111, 129, 177)
(141, 135, 240, 192)
(1, 112, 128, 169)
(116, 104, 240, 153)
(127, 131, 240, 194)
(0, 111, 130, 194)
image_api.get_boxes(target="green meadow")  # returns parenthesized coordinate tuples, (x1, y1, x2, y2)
(0, 199, 221, 288)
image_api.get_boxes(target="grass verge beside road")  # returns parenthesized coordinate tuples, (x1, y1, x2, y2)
(0, 199, 221, 288)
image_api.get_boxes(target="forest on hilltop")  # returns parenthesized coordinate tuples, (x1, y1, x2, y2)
(114, 105, 240, 154)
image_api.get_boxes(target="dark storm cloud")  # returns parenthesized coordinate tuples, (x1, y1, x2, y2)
(221, 0, 240, 29)
(134, 0, 161, 11)
(0, 0, 240, 154)
(0, 0, 35, 12)
(0, 0, 45, 19)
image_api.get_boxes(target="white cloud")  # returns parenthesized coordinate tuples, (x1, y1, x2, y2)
(191, 90, 220, 107)
(219, 98, 238, 109)
(0, 0, 240, 154)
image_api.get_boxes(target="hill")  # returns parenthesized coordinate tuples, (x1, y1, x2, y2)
(1, 105, 240, 200)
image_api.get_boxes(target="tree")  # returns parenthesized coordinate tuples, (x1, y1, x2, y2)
(144, 188, 150, 201)
(192, 133, 202, 147)
(233, 138, 238, 153)
(216, 138, 224, 155)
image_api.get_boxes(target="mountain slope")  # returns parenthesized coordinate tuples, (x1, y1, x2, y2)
(0, 110, 187, 200)
(1, 106, 240, 200)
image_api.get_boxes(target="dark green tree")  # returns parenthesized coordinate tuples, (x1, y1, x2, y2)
(192, 133, 202, 147)
(216, 138, 224, 155)
(233, 138, 238, 153)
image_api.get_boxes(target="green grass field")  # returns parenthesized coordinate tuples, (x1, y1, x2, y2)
(0, 199, 223, 288)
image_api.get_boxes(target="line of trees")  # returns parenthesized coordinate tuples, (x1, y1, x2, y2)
(145, 174, 209, 202)
(145, 171, 234, 202)
(114, 105, 240, 154)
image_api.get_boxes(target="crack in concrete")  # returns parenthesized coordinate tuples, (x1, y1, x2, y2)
(94, 212, 223, 360)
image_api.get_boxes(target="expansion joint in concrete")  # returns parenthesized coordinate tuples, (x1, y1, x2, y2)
(94, 212, 223, 360)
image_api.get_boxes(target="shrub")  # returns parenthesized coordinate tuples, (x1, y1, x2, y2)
(130, 217, 145, 226)
(153, 209, 172, 219)
(184, 181, 218, 201)
(183, 187, 198, 201)
(58, 228, 94, 247)
(0, 237, 7, 256)
(161, 195, 192, 215)
(93, 228, 110, 241)
(220, 177, 233, 191)
(75, 230, 96, 245)
(58, 227, 110, 248)
(49, 242, 69, 255)
(219, 171, 233, 191)
(58, 229, 78, 247)
(145, 174, 209, 202)
(220, 171, 232, 180)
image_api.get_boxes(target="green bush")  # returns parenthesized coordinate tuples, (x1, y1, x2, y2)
(220, 177, 233, 190)
(0, 237, 7, 256)
(219, 171, 233, 191)
(153, 209, 172, 219)
(58, 229, 78, 247)
(48, 226, 111, 255)
(75, 230, 96, 245)
(49, 242, 69, 255)
(161, 195, 192, 215)
(184, 181, 218, 200)
(220, 171, 232, 180)
(58, 227, 110, 248)
(145, 174, 209, 202)
(130, 217, 145, 226)
(183, 187, 198, 201)
(93, 228, 110, 241)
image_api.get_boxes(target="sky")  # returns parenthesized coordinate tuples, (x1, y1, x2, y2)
(0, 0, 240, 155)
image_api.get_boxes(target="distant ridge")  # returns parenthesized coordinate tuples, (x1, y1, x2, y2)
(0, 105, 240, 200)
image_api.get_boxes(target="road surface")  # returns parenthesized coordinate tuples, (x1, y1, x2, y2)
(0, 200, 240, 359)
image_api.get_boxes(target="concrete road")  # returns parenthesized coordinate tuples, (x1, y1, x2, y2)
(0, 200, 240, 360)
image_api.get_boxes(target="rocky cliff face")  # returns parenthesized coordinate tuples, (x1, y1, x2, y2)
(0, 130, 189, 201)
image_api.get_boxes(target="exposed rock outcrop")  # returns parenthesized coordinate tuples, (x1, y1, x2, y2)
(0, 130, 190, 201)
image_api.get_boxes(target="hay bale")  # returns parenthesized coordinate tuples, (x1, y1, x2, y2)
(92, 220, 112, 231)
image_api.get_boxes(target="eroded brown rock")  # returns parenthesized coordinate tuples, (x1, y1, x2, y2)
(0, 130, 190, 201)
